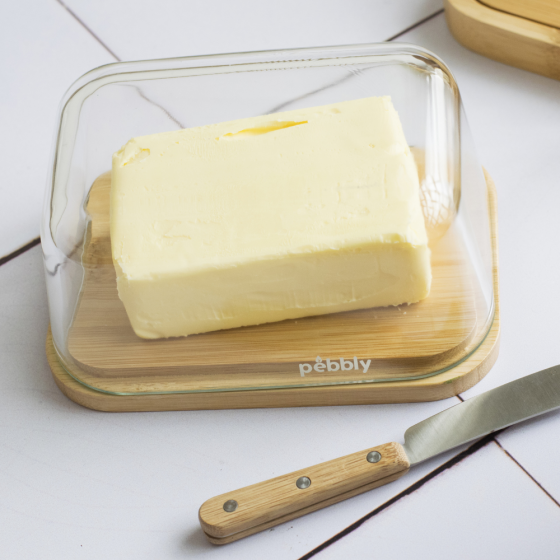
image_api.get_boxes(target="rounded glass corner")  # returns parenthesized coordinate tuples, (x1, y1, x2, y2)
(42, 42, 496, 396)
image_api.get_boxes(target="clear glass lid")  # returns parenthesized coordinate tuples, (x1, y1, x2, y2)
(42, 43, 496, 395)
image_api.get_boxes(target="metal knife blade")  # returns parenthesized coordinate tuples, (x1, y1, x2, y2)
(404, 364, 560, 465)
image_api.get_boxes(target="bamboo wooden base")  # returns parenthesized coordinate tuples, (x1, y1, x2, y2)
(46, 171, 499, 412)
(445, 0, 560, 81)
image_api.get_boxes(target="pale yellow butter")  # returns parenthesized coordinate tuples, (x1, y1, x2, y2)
(111, 96, 431, 339)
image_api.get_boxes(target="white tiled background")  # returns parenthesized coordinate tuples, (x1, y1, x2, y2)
(2, 1, 560, 559)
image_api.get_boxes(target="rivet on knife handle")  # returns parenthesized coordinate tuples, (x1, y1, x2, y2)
(198, 442, 410, 544)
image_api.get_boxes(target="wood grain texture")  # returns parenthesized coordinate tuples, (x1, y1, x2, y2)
(482, 0, 560, 29)
(65, 171, 482, 393)
(202, 470, 406, 545)
(445, 0, 560, 81)
(199, 442, 409, 540)
(46, 171, 499, 411)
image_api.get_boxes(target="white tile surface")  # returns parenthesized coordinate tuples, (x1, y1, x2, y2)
(312, 443, 560, 559)
(0, 0, 115, 259)
(62, 0, 443, 60)
(0, 247, 462, 559)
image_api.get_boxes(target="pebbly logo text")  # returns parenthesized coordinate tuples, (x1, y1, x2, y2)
(299, 356, 371, 377)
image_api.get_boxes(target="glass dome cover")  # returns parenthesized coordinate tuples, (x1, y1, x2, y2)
(42, 43, 497, 398)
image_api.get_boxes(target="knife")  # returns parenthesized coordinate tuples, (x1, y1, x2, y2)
(199, 364, 560, 544)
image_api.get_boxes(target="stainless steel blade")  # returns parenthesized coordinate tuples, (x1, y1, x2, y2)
(403, 364, 560, 465)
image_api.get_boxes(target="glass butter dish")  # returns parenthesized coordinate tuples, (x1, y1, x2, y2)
(41, 43, 499, 411)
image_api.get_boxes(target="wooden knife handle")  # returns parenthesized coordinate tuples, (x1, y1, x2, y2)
(199, 442, 410, 544)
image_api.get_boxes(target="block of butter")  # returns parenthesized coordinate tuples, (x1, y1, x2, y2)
(111, 96, 431, 339)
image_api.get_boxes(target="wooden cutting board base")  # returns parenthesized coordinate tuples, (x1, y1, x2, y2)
(46, 172, 500, 411)
(445, 0, 560, 81)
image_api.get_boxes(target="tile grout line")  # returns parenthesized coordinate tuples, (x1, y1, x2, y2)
(55, 0, 186, 130)
(298, 431, 501, 560)
(493, 439, 560, 508)
(125, 85, 186, 129)
(385, 8, 444, 41)
(54, 0, 121, 61)
(268, 8, 445, 115)
(0, 238, 41, 268)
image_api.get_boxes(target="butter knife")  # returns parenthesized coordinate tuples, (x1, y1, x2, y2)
(199, 364, 560, 544)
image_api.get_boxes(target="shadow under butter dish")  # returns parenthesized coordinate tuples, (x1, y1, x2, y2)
(110, 96, 431, 339)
